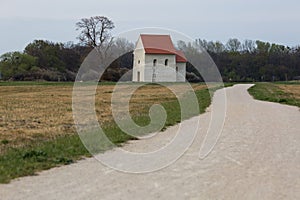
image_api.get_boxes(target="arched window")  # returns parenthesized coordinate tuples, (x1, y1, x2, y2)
(137, 71, 140, 82)
(138, 60, 140, 64)
(153, 59, 157, 67)
(165, 59, 168, 66)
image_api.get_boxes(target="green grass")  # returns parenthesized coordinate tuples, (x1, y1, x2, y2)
(0, 126, 135, 183)
(0, 135, 88, 183)
(274, 81, 300, 85)
(0, 83, 230, 183)
(248, 83, 300, 107)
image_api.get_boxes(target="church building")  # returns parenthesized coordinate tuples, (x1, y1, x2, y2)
(132, 34, 187, 82)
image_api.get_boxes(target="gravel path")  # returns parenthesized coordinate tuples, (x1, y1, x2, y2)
(1, 84, 299, 200)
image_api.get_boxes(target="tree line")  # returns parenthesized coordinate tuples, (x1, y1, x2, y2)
(189, 38, 300, 82)
(0, 16, 299, 82)
(0, 41, 90, 81)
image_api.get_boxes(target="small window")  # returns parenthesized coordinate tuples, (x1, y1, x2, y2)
(137, 71, 140, 82)
(176, 66, 179, 72)
(165, 59, 168, 66)
(138, 60, 140, 64)
(153, 59, 157, 67)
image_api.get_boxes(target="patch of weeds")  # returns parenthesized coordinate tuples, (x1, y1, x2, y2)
(22, 150, 48, 162)
(54, 157, 74, 165)
(1, 139, 9, 145)
(278, 98, 288, 103)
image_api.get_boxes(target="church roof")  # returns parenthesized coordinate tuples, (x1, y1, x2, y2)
(175, 50, 187, 63)
(139, 34, 187, 63)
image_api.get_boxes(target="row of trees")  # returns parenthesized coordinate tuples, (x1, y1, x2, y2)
(0, 40, 90, 81)
(194, 38, 292, 55)
(179, 39, 300, 82)
(0, 15, 299, 82)
(0, 39, 134, 82)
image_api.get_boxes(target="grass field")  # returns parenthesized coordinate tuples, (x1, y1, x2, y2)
(0, 82, 222, 183)
(248, 82, 300, 108)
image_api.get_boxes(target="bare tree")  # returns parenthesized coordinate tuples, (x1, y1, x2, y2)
(214, 41, 225, 53)
(114, 38, 134, 53)
(76, 16, 115, 48)
(242, 39, 256, 53)
(226, 38, 241, 52)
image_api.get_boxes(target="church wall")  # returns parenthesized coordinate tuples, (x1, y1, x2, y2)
(132, 37, 146, 82)
(144, 54, 176, 82)
(176, 62, 186, 82)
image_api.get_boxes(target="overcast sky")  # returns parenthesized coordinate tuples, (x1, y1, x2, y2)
(0, 0, 300, 55)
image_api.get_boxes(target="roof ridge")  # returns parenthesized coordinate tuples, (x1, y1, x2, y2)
(140, 34, 171, 36)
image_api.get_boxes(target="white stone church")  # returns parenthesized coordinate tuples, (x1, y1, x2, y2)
(132, 34, 187, 82)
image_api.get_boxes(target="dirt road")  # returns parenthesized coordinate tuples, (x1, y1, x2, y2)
(1, 84, 299, 199)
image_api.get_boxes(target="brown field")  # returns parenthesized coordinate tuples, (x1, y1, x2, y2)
(277, 84, 300, 100)
(0, 83, 207, 153)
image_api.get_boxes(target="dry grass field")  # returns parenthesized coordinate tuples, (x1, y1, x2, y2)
(0, 83, 207, 154)
(2, 82, 297, 155)
(0, 82, 214, 183)
(277, 84, 300, 100)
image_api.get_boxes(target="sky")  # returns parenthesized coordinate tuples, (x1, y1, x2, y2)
(0, 0, 300, 55)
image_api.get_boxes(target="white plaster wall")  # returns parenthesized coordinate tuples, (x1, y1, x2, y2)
(144, 54, 176, 82)
(132, 37, 145, 82)
(176, 62, 186, 82)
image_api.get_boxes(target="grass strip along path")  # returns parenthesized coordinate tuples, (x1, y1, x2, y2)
(248, 82, 300, 108)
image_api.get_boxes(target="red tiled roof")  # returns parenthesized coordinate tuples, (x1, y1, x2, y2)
(175, 50, 187, 63)
(140, 34, 187, 63)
